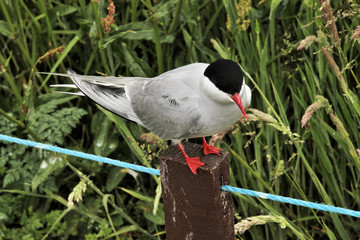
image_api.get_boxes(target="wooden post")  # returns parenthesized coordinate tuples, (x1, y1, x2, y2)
(159, 142, 235, 240)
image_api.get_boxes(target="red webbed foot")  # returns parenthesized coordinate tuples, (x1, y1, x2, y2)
(177, 142, 205, 174)
(201, 137, 222, 155)
(184, 156, 205, 174)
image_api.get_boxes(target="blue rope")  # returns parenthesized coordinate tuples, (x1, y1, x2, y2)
(220, 185, 360, 218)
(0, 134, 160, 176)
(1, 134, 359, 218)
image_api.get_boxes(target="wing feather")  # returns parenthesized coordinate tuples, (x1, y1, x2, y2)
(126, 72, 206, 140)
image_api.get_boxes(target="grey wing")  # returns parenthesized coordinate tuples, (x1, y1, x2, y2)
(64, 70, 144, 125)
(126, 78, 205, 140)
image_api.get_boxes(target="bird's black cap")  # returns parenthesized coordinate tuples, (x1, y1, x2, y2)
(204, 59, 243, 95)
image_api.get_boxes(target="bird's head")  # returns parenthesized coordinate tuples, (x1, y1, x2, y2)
(203, 59, 247, 118)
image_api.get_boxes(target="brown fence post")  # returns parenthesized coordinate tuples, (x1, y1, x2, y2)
(159, 142, 235, 240)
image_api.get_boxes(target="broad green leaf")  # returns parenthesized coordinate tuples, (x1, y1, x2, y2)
(103, 21, 175, 47)
(210, 38, 231, 59)
(121, 42, 148, 77)
(106, 168, 127, 192)
(0, 20, 14, 38)
(94, 114, 113, 156)
(143, 202, 165, 225)
(151, 0, 178, 19)
(48, 5, 77, 18)
(32, 154, 65, 191)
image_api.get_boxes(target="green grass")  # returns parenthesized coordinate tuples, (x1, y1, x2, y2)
(1, 0, 360, 239)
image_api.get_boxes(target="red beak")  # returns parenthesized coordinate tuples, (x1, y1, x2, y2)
(230, 93, 247, 119)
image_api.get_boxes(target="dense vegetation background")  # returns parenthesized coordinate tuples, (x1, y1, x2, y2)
(1, 0, 360, 239)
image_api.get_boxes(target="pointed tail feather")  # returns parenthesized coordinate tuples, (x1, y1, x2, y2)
(37, 71, 142, 87)
(53, 91, 85, 96)
(50, 84, 77, 88)
(41, 69, 144, 126)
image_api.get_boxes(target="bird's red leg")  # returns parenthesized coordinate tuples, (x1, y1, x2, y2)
(201, 137, 222, 155)
(177, 142, 205, 174)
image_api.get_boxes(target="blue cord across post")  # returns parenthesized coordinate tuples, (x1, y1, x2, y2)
(220, 185, 360, 218)
(0, 133, 359, 218)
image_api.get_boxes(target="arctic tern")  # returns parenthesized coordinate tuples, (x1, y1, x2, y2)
(44, 59, 251, 174)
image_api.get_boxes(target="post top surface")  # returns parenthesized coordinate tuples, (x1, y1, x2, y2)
(159, 142, 229, 172)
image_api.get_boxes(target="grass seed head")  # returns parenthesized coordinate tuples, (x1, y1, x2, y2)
(39, 46, 65, 63)
(301, 95, 332, 127)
